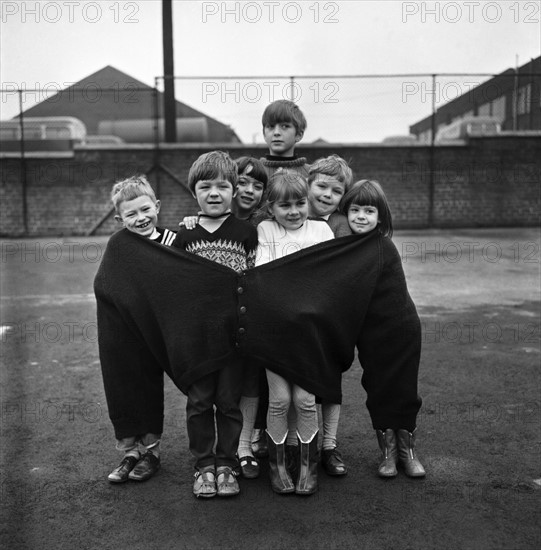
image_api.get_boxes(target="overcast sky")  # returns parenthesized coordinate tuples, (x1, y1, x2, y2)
(1, 0, 540, 142)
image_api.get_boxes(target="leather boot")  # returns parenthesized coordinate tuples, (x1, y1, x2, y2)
(265, 431, 294, 494)
(396, 428, 426, 478)
(376, 429, 398, 478)
(285, 444, 299, 482)
(295, 431, 318, 496)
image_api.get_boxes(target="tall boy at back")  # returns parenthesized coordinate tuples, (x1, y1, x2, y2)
(260, 99, 310, 180)
(250, 100, 311, 453)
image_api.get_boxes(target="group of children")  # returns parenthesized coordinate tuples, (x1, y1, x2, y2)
(104, 100, 425, 498)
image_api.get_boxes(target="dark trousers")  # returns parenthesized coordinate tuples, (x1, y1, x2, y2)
(186, 364, 243, 470)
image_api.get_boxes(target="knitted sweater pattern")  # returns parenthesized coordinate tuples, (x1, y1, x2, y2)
(172, 215, 257, 273)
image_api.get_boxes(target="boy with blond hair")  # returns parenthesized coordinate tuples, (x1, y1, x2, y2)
(307, 154, 353, 238)
(307, 155, 353, 476)
(105, 175, 175, 484)
(112, 175, 176, 246)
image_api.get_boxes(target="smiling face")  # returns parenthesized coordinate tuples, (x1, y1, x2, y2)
(234, 175, 265, 218)
(263, 122, 300, 157)
(193, 178, 235, 217)
(347, 204, 379, 234)
(308, 175, 346, 218)
(116, 195, 160, 237)
(269, 196, 309, 231)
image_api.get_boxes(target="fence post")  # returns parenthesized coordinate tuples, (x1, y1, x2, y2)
(18, 89, 28, 235)
(152, 82, 161, 197)
(162, 0, 177, 142)
(290, 76, 295, 101)
(428, 74, 436, 228)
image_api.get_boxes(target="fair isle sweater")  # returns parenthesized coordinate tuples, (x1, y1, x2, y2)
(172, 214, 258, 273)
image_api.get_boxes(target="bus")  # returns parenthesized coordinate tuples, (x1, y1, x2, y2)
(435, 116, 501, 143)
(0, 116, 87, 151)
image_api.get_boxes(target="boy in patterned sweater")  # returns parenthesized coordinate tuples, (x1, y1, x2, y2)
(172, 151, 258, 498)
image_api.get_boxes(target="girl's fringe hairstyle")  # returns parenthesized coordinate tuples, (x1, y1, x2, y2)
(188, 150, 238, 193)
(111, 175, 156, 212)
(341, 179, 393, 237)
(266, 171, 309, 207)
(308, 154, 353, 191)
(261, 100, 307, 135)
(235, 156, 268, 189)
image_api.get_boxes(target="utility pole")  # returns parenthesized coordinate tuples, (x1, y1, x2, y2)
(163, 0, 176, 142)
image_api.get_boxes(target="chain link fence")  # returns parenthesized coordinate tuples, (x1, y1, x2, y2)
(1, 71, 539, 150)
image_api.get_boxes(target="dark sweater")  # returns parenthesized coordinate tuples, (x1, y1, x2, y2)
(260, 155, 310, 181)
(94, 229, 422, 436)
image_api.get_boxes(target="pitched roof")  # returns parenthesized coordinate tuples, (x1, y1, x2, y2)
(20, 65, 241, 142)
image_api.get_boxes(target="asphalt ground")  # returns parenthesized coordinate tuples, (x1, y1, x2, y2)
(1, 227, 540, 550)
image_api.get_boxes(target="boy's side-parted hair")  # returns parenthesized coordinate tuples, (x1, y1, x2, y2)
(266, 171, 309, 209)
(341, 179, 393, 237)
(235, 156, 268, 189)
(262, 100, 307, 136)
(111, 175, 157, 212)
(188, 150, 238, 194)
(308, 154, 353, 191)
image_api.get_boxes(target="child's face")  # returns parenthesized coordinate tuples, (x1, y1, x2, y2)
(347, 204, 379, 234)
(234, 176, 264, 217)
(269, 196, 309, 231)
(308, 175, 346, 218)
(115, 195, 160, 237)
(263, 122, 300, 157)
(193, 178, 235, 217)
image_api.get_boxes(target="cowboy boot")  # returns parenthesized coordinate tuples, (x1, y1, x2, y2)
(266, 431, 294, 494)
(295, 431, 318, 496)
(376, 429, 398, 478)
(396, 428, 426, 478)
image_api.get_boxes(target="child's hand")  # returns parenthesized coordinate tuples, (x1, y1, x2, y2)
(179, 216, 199, 230)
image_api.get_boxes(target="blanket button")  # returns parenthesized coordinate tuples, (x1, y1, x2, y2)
(237, 287, 244, 294)
(238, 328, 246, 335)
(239, 306, 246, 314)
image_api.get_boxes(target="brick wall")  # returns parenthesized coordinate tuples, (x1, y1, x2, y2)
(1, 137, 539, 237)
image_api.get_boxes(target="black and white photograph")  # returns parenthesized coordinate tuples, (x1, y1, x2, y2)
(1, 1, 540, 549)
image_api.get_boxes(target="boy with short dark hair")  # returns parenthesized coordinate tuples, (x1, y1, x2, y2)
(260, 99, 310, 180)
(251, 99, 312, 456)
(172, 151, 258, 498)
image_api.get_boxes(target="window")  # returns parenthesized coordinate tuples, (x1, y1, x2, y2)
(478, 103, 491, 116)
(517, 84, 531, 115)
(492, 96, 505, 121)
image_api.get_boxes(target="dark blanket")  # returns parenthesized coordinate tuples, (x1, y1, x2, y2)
(94, 229, 422, 437)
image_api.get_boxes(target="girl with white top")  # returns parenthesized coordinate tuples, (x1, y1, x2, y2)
(256, 172, 334, 495)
